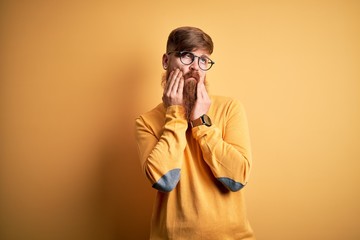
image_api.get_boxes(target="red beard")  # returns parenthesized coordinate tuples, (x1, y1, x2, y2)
(162, 71, 207, 121)
(183, 79, 197, 121)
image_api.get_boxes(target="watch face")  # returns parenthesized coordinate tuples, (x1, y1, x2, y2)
(202, 114, 212, 126)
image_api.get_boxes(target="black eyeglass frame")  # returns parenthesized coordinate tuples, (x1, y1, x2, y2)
(167, 51, 215, 71)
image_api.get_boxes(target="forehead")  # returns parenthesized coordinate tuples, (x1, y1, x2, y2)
(190, 48, 211, 57)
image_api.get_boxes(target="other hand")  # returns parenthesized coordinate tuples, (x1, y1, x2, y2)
(190, 81, 211, 120)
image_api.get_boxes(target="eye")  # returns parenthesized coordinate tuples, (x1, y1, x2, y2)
(199, 56, 209, 65)
(182, 52, 193, 59)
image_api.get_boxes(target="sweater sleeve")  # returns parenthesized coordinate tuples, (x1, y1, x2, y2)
(191, 100, 252, 192)
(135, 105, 188, 192)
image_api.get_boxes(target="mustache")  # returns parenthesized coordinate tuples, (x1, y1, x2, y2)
(183, 71, 200, 81)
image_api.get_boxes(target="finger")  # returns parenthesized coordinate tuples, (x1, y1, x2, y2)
(164, 70, 174, 93)
(172, 68, 181, 79)
(201, 83, 209, 99)
(178, 76, 184, 94)
(197, 81, 202, 99)
(167, 70, 177, 95)
(170, 69, 182, 93)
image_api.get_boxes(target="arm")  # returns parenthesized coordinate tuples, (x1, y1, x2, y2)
(135, 106, 188, 192)
(135, 68, 187, 192)
(192, 99, 252, 192)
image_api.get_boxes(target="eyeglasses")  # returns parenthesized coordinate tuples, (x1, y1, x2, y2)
(167, 51, 215, 71)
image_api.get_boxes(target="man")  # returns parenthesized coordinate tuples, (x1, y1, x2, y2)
(135, 26, 255, 239)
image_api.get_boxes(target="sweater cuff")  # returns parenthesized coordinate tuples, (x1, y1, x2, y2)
(166, 105, 187, 120)
(191, 125, 215, 141)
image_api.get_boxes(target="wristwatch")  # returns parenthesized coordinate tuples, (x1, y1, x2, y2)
(190, 114, 212, 128)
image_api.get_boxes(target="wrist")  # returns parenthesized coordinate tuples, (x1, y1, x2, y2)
(190, 114, 212, 127)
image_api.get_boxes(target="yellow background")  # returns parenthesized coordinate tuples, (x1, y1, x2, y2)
(1, 0, 359, 239)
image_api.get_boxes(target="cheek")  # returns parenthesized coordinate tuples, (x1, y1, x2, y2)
(169, 59, 183, 71)
(173, 65, 190, 75)
(180, 66, 189, 73)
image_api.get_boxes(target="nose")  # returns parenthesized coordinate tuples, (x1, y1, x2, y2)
(189, 57, 200, 71)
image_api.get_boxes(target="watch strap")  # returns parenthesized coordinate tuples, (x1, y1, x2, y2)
(190, 114, 212, 127)
(190, 117, 204, 127)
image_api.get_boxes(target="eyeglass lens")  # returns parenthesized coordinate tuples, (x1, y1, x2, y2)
(179, 52, 213, 70)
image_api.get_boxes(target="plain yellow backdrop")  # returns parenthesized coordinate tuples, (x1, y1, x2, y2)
(1, 0, 359, 239)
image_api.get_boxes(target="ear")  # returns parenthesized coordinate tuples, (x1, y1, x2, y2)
(162, 53, 169, 70)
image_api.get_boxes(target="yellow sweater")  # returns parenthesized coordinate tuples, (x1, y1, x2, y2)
(135, 95, 255, 240)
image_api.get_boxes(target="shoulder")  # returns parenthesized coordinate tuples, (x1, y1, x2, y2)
(135, 103, 165, 133)
(210, 95, 244, 110)
(137, 103, 165, 121)
(208, 95, 247, 124)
